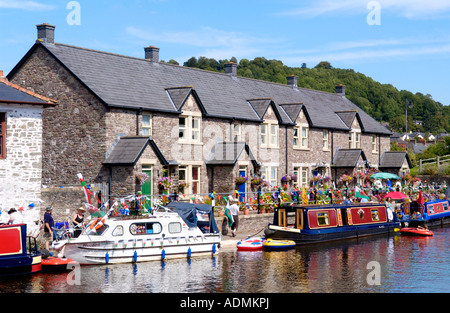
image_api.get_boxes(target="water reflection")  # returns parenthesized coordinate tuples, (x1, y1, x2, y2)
(1, 228, 448, 293)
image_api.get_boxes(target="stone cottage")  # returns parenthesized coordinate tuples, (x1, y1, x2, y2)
(0, 73, 56, 211)
(6, 24, 392, 211)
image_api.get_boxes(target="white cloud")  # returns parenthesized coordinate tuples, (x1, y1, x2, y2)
(0, 0, 55, 10)
(126, 25, 281, 59)
(279, 0, 450, 19)
(294, 45, 450, 65)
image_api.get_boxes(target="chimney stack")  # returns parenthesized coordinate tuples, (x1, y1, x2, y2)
(144, 46, 160, 63)
(37, 23, 55, 44)
(336, 84, 346, 97)
(287, 75, 298, 88)
(0, 70, 3, 78)
(225, 62, 237, 77)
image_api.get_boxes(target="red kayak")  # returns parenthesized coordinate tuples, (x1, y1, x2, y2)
(41, 257, 74, 272)
(237, 237, 265, 251)
(400, 227, 433, 237)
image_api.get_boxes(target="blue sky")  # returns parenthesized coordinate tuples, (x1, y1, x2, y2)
(1, 0, 450, 106)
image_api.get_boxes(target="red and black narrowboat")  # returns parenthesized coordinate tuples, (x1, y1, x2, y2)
(0, 224, 42, 278)
(264, 203, 400, 245)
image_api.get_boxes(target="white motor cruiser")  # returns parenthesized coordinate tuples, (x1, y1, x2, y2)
(53, 202, 221, 265)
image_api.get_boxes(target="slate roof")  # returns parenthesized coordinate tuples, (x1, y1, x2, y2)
(103, 136, 169, 166)
(0, 78, 55, 105)
(205, 141, 259, 167)
(8, 41, 391, 134)
(332, 149, 368, 168)
(379, 151, 412, 169)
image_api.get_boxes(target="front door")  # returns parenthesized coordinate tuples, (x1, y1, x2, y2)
(238, 168, 246, 202)
(141, 169, 152, 211)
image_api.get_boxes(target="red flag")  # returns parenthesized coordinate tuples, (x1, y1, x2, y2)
(417, 191, 424, 205)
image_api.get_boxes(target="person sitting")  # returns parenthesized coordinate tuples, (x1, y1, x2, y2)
(7, 208, 23, 225)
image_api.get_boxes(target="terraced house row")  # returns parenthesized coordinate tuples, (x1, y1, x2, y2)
(3, 24, 405, 209)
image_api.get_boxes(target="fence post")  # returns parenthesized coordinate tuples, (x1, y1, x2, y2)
(420, 159, 423, 172)
(437, 156, 440, 169)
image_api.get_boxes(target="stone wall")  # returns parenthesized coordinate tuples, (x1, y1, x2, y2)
(10, 45, 108, 186)
(0, 104, 44, 211)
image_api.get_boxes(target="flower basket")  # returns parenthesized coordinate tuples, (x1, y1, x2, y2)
(158, 177, 174, 191)
(178, 180, 189, 191)
(135, 172, 150, 185)
(250, 176, 263, 186)
(235, 176, 248, 186)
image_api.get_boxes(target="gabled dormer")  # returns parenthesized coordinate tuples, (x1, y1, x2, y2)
(166, 86, 206, 144)
(336, 110, 364, 149)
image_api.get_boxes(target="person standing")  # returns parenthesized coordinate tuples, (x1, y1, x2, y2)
(229, 198, 240, 237)
(72, 207, 85, 238)
(43, 207, 55, 251)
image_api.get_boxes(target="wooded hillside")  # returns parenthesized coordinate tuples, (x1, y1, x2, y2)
(164, 56, 449, 134)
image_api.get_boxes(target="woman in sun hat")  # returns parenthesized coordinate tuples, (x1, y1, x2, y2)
(72, 206, 86, 238)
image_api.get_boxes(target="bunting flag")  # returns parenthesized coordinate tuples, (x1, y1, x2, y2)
(302, 186, 309, 204)
(77, 173, 91, 204)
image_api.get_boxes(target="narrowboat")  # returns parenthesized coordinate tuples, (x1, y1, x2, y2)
(397, 199, 450, 228)
(53, 202, 221, 265)
(0, 224, 42, 278)
(264, 203, 400, 245)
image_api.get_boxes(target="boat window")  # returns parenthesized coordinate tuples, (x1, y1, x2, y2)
(317, 212, 329, 226)
(130, 222, 162, 235)
(428, 205, 435, 214)
(371, 209, 380, 221)
(197, 212, 210, 222)
(168, 222, 182, 234)
(443, 203, 449, 211)
(112, 225, 124, 236)
(287, 212, 296, 227)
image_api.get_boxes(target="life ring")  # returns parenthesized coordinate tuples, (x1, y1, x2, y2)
(90, 217, 106, 230)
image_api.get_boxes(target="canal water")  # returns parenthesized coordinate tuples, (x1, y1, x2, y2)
(1, 227, 449, 293)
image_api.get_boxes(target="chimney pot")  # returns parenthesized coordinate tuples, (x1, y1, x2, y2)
(225, 62, 237, 77)
(36, 23, 55, 44)
(336, 84, 346, 97)
(287, 75, 298, 88)
(0, 70, 3, 78)
(144, 46, 160, 63)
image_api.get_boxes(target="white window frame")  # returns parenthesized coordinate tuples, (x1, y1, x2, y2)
(261, 121, 278, 148)
(270, 124, 278, 147)
(179, 164, 201, 195)
(233, 124, 241, 141)
(348, 130, 361, 149)
(141, 113, 152, 136)
(260, 124, 268, 147)
(191, 166, 200, 194)
(372, 135, 378, 153)
(178, 113, 202, 144)
(293, 166, 309, 188)
(293, 127, 299, 148)
(322, 130, 330, 151)
(261, 165, 278, 189)
(294, 123, 309, 150)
